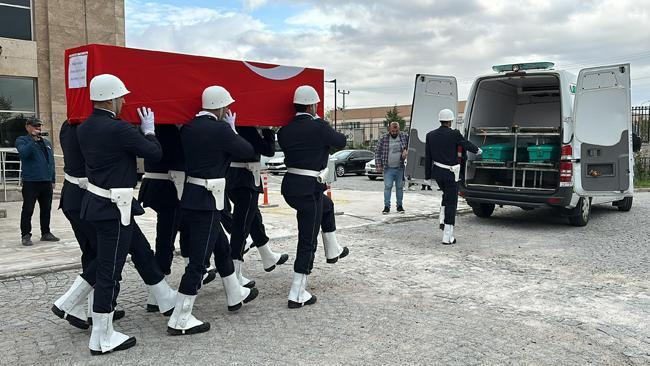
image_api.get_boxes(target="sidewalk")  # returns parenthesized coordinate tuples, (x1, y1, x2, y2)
(0, 187, 465, 278)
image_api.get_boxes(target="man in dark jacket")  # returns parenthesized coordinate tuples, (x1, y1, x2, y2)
(15, 117, 59, 246)
(77, 74, 176, 355)
(167, 85, 258, 336)
(227, 126, 288, 288)
(424, 109, 481, 244)
(278, 85, 348, 309)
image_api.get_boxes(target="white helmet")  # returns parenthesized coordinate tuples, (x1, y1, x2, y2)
(293, 85, 320, 105)
(202, 86, 235, 109)
(438, 109, 455, 122)
(89, 74, 130, 101)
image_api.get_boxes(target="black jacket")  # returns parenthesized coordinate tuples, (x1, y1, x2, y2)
(278, 114, 346, 196)
(138, 124, 185, 210)
(77, 109, 162, 221)
(180, 114, 255, 211)
(59, 121, 86, 212)
(226, 127, 275, 193)
(424, 126, 478, 180)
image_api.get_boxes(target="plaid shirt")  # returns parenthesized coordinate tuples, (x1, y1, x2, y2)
(374, 131, 409, 169)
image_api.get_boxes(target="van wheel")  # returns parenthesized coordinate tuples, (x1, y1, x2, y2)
(615, 196, 633, 212)
(568, 197, 590, 227)
(471, 203, 495, 218)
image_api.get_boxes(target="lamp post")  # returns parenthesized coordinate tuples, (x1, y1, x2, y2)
(325, 79, 337, 129)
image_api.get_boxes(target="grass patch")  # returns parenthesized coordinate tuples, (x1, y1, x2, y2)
(635, 178, 650, 188)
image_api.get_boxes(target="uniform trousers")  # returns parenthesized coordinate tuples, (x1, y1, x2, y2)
(91, 218, 164, 313)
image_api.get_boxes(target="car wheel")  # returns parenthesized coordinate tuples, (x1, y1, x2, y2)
(356, 172, 364, 176)
(568, 197, 590, 227)
(368, 176, 377, 181)
(615, 196, 633, 212)
(470, 203, 495, 218)
(336, 165, 345, 177)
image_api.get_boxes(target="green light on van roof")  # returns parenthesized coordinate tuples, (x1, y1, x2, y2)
(492, 62, 555, 72)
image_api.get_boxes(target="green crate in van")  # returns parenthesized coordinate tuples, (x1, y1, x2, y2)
(481, 144, 514, 162)
(527, 144, 560, 162)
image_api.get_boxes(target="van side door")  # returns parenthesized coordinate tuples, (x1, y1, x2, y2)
(405, 74, 458, 181)
(573, 64, 632, 195)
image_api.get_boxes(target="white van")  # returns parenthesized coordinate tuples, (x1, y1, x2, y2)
(406, 62, 639, 226)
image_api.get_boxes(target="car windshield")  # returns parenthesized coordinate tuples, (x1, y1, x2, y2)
(333, 151, 351, 159)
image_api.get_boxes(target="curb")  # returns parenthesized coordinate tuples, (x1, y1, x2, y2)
(0, 208, 473, 280)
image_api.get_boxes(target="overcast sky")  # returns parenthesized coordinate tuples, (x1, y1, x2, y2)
(125, 0, 650, 112)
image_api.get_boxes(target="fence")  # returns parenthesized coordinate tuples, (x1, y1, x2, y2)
(632, 106, 650, 143)
(0, 147, 21, 201)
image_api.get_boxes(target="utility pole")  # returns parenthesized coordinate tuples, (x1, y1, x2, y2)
(325, 79, 337, 129)
(337, 89, 350, 110)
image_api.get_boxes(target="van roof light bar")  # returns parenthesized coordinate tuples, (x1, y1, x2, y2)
(492, 62, 555, 73)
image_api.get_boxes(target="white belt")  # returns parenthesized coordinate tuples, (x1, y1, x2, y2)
(86, 183, 134, 226)
(230, 162, 262, 187)
(143, 170, 185, 200)
(434, 162, 461, 182)
(64, 173, 88, 190)
(286, 167, 331, 184)
(186, 176, 226, 210)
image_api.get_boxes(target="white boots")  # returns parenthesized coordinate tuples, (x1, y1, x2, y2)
(439, 203, 445, 230)
(146, 275, 174, 313)
(147, 278, 177, 315)
(256, 243, 289, 272)
(167, 293, 211, 336)
(52, 275, 93, 329)
(89, 311, 136, 355)
(442, 224, 456, 245)
(288, 272, 317, 309)
(322, 231, 349, 264)
(233, 260, 255, 288)
(222, 273, 259, 311)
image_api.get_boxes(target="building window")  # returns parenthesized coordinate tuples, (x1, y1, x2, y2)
(0, 76, 36, 147)
(0, 1, 32, 41)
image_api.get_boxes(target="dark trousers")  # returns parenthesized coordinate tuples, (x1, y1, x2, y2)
(180, 209, 233, 295)
(63, 209, 97, 285)
(435, 177, 458, 225)
(228, 188, 260, 260)
(91, 218, 164, 313)
(249, 210, 269, 247)
(321, 194, 336, 233)
(284, 193, 323, 275)
(153, 206, 182, 275)
(20, 181, 53, 237)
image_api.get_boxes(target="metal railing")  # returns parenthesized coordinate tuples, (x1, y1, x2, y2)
(632, 106, 649, 143)
(0, 147, 21, 201)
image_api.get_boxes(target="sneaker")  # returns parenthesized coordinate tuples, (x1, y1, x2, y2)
(41, 232, 60, 242)
(21, 234, 33, 246)
(396, 205, 405, 213)
(382, 206, 390, 214)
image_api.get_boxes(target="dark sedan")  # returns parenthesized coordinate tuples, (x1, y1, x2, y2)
(331, 149, 374, 177)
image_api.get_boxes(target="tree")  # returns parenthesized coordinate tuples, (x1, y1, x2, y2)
(383, 105, 406, 130)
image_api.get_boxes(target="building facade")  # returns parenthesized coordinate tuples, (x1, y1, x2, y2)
(0, 0, 124, 153)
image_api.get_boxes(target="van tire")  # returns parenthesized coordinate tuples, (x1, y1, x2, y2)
(368, 176, 377, 181)
(568, 197, 590, 227)
(615, 196, 633, 212)
(471, 203, 495, 218)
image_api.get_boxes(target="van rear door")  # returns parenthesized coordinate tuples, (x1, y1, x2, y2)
(406, 74, 458, 180)
(573, 64, 632, 195)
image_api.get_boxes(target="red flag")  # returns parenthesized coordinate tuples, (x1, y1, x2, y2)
(65, 44, 324, 126)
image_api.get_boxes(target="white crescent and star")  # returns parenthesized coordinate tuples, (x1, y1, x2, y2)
(243, 62, 305, 80)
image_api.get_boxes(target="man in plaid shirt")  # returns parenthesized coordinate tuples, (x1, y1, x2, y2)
(374, 122, 409, 214)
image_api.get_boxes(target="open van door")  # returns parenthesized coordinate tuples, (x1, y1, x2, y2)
(573, 64, 632, 195)
(406, 74, 458, 180)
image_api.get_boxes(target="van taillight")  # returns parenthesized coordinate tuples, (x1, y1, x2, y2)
(559, 161, 573, 187)
(561, 144, 573, 160)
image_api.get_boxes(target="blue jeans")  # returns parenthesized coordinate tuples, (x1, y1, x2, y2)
(383, 167, 404, 207)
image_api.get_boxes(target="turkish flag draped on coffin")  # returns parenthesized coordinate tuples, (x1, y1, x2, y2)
(65, 44, 324, 126)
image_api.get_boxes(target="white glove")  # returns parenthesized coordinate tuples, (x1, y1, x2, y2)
(476, 148, 483, 155)
(423, 179, 432, 187)
(138, 107, 155, 135)
(224, 110, 237, 133)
